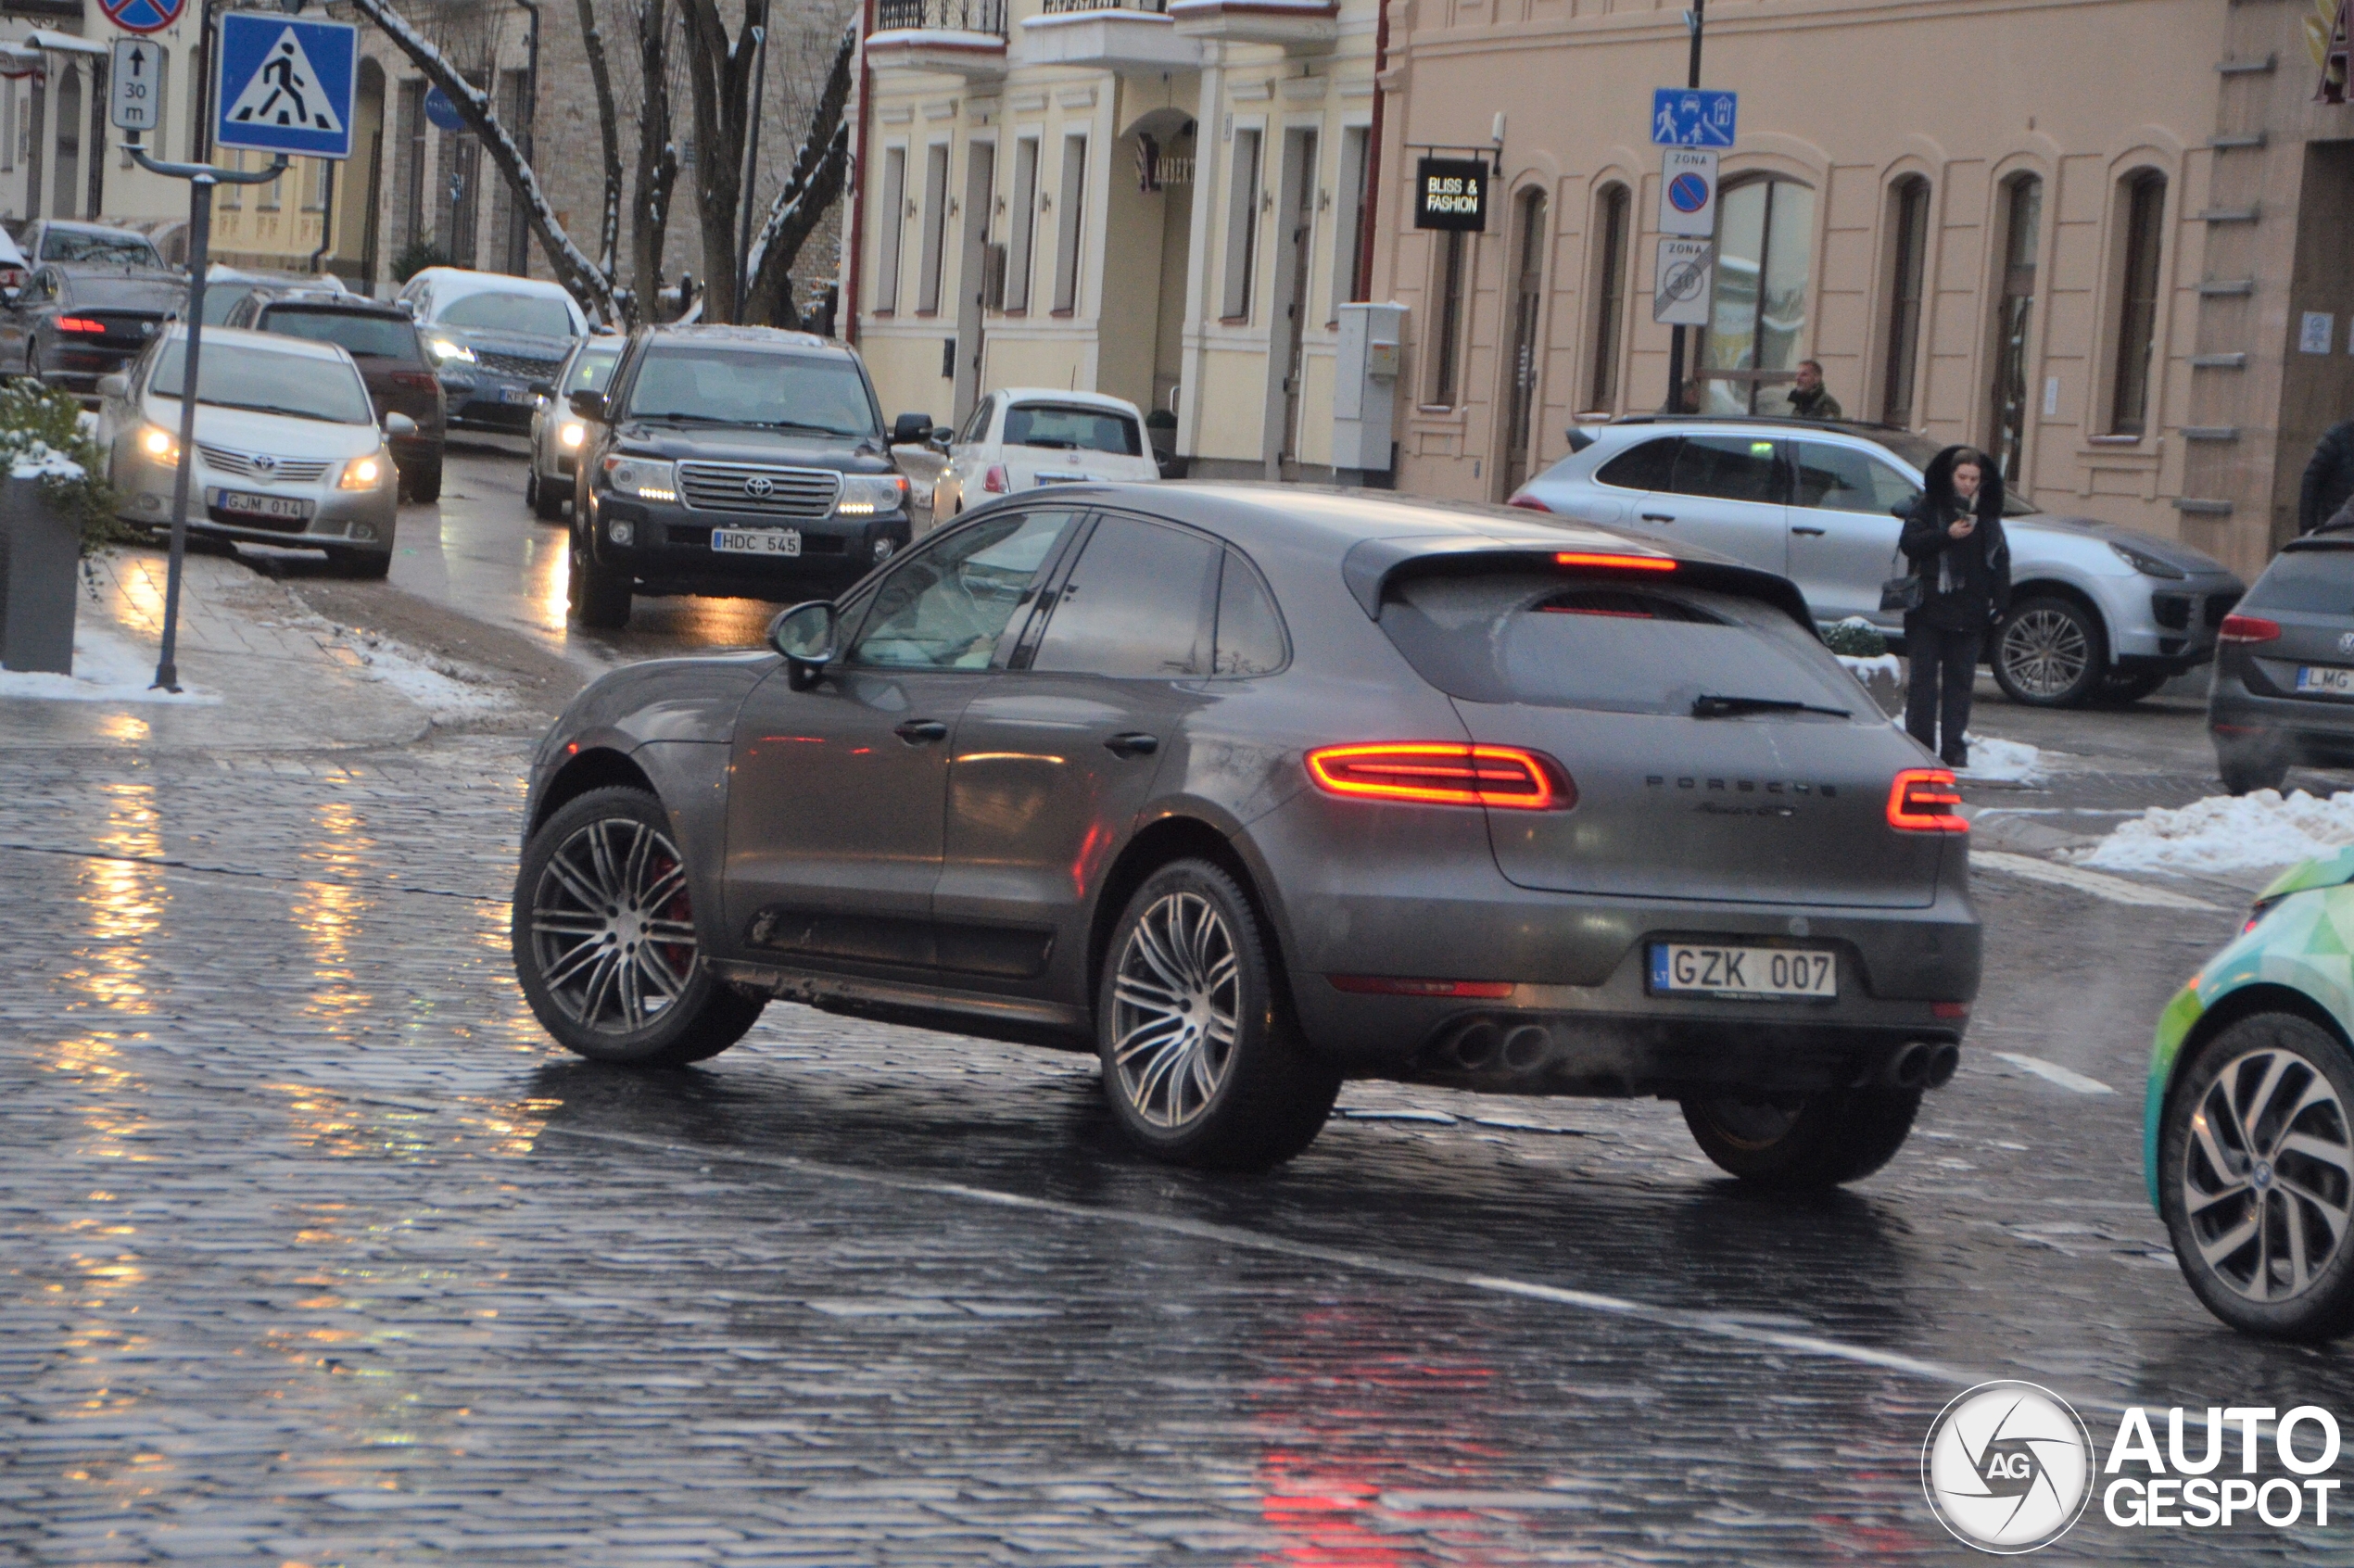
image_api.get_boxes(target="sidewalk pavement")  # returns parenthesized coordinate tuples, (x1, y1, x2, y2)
(0, 545, 499, 752)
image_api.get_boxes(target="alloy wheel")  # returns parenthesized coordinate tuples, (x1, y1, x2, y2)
(2181, 1047, 2354, 1303)
(528, 816, 698, 1035)
(1110, 891, 1241, 1130)
(1999, 607, 2091, 700)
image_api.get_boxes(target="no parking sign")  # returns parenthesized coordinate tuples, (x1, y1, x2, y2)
(1658, 148, 1717, 238)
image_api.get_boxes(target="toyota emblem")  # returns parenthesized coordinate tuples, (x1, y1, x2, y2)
(251, 454, 278, 474)
(743, 475, 775, 498)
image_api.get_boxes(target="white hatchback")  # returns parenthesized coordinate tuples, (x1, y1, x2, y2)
(929, 388, 1158, 520)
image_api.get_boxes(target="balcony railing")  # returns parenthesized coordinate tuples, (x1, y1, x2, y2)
(875, 0, 1008, 36)
(1039, 0, 1170, 15)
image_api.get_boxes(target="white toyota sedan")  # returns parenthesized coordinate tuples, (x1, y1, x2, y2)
(98, 325, 411, 577)
(928, 387, 1158, 521)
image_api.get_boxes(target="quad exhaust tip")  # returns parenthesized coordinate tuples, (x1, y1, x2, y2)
(1926, 1042, 1960, 1088)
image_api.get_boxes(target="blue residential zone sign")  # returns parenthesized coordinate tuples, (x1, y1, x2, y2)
(214, 14, 357, 160)
(1652, 88, 1737, 147)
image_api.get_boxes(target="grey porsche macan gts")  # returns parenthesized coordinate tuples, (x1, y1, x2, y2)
(513, 485, 1981, 1183)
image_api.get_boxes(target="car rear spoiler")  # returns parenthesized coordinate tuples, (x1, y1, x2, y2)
(1341, 534, 1821, 639)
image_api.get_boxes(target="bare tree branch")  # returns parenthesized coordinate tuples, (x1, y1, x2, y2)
(573, 0, 625, 280)
(676, 0, 768, 323)
(630, 0, 680, 322)
(743, 21, 856, 328)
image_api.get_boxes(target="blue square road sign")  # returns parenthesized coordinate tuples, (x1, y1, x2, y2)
(1651, 88, 1737, 148)
(215, 14, 357, 160)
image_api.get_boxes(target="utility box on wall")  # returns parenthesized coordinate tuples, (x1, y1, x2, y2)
(1334, 302, 1407, 477)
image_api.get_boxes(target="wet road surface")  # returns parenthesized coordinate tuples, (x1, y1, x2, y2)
(6, 452, 2352, 1563)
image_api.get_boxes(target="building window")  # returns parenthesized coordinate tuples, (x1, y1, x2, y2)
(1989, 173, 2043, 481)
(1004, 135, 1039, 312)
(1586, 183, 1630, 411)
(258, 147, 282, 211)
(1425, 228, 1468, 408)
(396, 80, 426, 252)
(1221, 126, 1261, 321)
(2109, 170, 2167, 436)
(1879, 176, 1930, 426)
(917, 142, 950, 313)
(1702, 176, 1816, 412)
(1052, 133, 1086, 313)
(1330, 124, 1370, 322)
(4, 78, 16, 172)
(875, 145, 907, 312)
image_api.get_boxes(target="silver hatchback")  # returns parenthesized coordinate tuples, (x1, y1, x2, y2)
(1512, 417, 2245, 707)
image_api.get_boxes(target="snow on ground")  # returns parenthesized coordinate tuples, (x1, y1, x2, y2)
(1835, 652, 1902, 683)
(0, 626, 218, 703)
(329, 626, 513, 724)
(2080, 789, 2354, 876)
(1956, 734, 2044, 785)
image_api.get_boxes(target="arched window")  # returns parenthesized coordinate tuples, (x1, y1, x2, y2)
(1879, 176, 1930, 426)
(1988, 173, 2043, 481)
(2108, 170, 2167, 436)
(1702, 176, 1816, 412)
(1585, 183, 1630, 411)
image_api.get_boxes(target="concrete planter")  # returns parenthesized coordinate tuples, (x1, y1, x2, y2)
(0, 474, 79, 675)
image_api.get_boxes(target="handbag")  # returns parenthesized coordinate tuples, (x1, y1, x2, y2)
(1879, 538, 1924, 614)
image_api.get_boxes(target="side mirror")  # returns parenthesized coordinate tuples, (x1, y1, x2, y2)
(96, 373, 128, 399)
(384, 411, 419, 439)
(1, 286, 20, 310)
(569, 388, 608, 423)
(891, 411, 933, 447)
(930, 425, 955, 449)
(528, 381, 556, 399)
(768, 600, 839, 690)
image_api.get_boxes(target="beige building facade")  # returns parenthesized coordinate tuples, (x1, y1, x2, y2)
(1375, 0, 2354, 577)
(848, 0, 1381, 476)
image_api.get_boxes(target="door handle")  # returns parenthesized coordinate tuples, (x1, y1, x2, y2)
(893, 719, 949, 744)
(1791, 525, 1827, 537)
(1104, 732, 1160, 759)
(1639, 512, 1676, 523)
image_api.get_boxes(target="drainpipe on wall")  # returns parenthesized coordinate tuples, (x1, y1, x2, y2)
(1353, 0, 1386, 302)
(843, 0, 873, 345)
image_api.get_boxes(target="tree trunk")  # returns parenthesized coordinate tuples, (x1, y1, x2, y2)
(574, 0, 626, 284)
(630, 0, 680, 322)
(676, 0, 766, 323)
(743, 24, 856, 328)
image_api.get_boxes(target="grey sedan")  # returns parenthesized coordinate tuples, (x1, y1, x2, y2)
(513, 487, 1981, 1185)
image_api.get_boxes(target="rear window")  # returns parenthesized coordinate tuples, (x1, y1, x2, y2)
(436, 290, 577, 338)
(1004, 402, 1141, 456)
(2246, 548, 2354, 615)
(43, 229, 161, 266)
(1377, 569, 1859, 717)
(259, 308, 420, 361)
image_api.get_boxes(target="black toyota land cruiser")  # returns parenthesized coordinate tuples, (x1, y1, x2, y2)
(565, 325, 929, 629)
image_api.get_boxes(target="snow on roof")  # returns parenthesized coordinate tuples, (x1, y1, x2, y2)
(864, 28, 1007, 49)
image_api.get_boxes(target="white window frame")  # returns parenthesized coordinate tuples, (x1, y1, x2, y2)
(1005, 133, 1040, 313)
(1221, 122, 1263, 322)
(1052, 132, 1087, 315)
(917, 140, 951, 314)
(875, 143, 908, 313)
(1328, 120, 1371, 328)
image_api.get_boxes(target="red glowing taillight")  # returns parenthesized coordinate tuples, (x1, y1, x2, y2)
(1553, 550, 1675, 572)
(55, 316, 106, 334)
(1306, 742, 1573, 811)
(1887, 768, 1968, 833)
(1507, 493, 1550, 512)
(2218, 613, 2281, 644)
(389, 370, 440, 390)
(982, 464, 1010, 494)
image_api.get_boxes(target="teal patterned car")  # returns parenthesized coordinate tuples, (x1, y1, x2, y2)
(2148, 848, 2354, 1340)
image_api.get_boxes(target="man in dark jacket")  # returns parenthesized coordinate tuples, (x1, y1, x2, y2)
(1788, 360, 1842, 421)
(2302, 419, 2354, 536)
(1899, 445, 2011, 768)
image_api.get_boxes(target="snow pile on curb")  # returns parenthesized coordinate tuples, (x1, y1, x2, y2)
(334, 626, 512, 723)
(1836, 652, 1903, 683)
(1957, 734, 2044, 785)
(0, 626, 218, 703)
(9, 441, 83, 480)
(2081, 789, 2354, 875)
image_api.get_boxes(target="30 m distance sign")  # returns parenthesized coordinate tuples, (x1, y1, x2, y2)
(1414, 157, 1488, 233)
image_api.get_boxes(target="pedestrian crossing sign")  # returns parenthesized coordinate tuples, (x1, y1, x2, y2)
(213, 13, 357, 160)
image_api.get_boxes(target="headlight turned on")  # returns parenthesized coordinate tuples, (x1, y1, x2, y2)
(558, 420, 586, 449)
(601, 455, 677, 502)
(426, 337, 476, 365)
(835, 474, 910, 516)
(138, 424, 179, 465)
(338, 453, 389, 490)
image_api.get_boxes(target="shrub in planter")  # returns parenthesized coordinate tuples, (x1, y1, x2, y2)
(0, 381, 126, 674)
(1823, 616, 1889, 658)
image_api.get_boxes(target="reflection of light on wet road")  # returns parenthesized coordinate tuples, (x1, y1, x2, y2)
(532, 529, 569, 633)
(68, 782, 163, 1019)
(295, 799, 375, 1028)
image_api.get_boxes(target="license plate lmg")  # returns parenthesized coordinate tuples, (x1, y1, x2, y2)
(1648, 942, 1837, 1000)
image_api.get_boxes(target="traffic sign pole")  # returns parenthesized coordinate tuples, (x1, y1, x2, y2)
(1664, 0, 1705, 414)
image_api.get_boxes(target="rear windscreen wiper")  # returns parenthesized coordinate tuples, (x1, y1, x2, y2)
(1691, 693, 1852, 719)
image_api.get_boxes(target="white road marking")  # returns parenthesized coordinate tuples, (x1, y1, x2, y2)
(1992, 1052, 2116, 1095)
(1973, 850, 2221, 911)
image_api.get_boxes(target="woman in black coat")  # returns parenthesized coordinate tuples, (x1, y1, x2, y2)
(1898, 446, 2011, 768)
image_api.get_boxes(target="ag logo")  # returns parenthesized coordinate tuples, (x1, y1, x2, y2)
(1922, 1381, 2094, 1553)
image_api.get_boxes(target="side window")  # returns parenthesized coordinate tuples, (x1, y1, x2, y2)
(1792, 441, 1917, 514)
(957, 397, 993, 446)
(1212, 550, 1287, 677)
(1594, 436, 1679, 492)
(1031, 514, 1221, 678)
(1667, 434, 1784, 503)
(845, 509, 1076, 671)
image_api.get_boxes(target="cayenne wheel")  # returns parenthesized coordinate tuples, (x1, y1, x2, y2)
(512, 786, 763, 1066)
(2160, 1013, 2354, 1341)
(1097, 860, 1339, 1170)
(1992, 595, 2107, 707)
(1680, 1088, 1922, 1189)
(408, 457, 442, 505)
